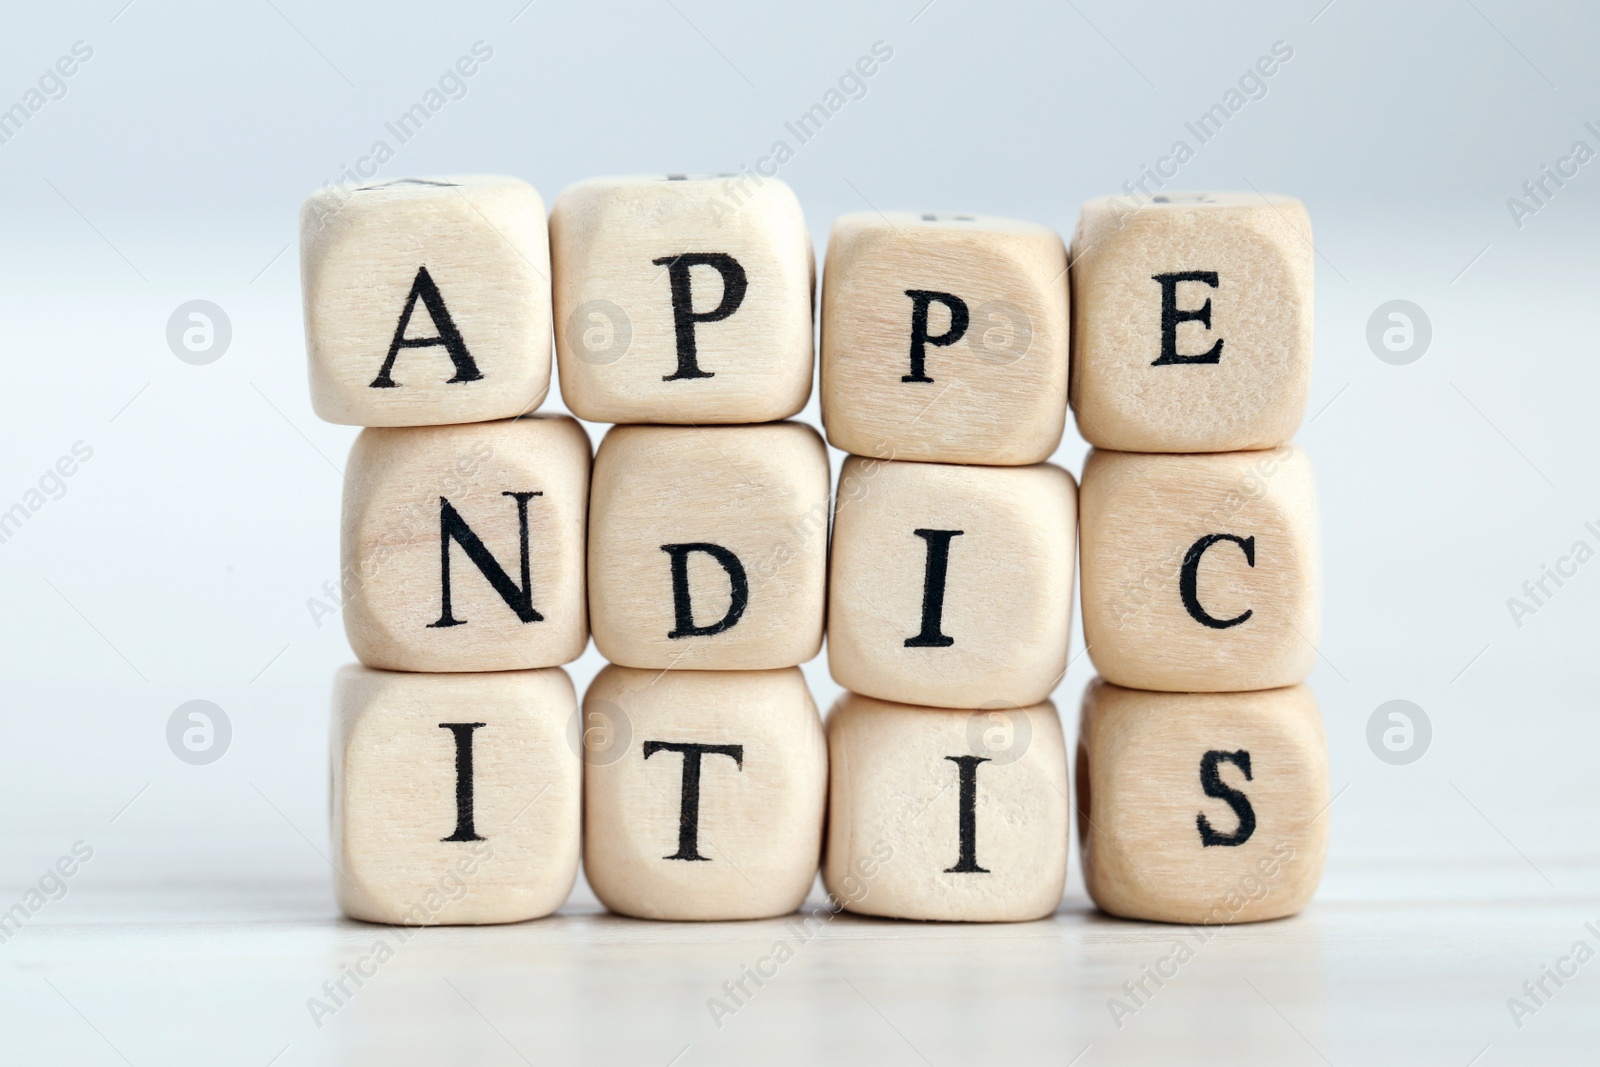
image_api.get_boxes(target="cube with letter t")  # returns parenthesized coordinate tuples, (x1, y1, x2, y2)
(582, 665, 827, 920)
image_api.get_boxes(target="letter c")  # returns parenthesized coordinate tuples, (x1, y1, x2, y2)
(1179, 533, 1254, 629)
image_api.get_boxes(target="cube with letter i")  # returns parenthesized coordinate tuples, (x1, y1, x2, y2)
(823, 693, 1068, 922)
(331, 666, 580, 925)
(827, 456, 1077, 708)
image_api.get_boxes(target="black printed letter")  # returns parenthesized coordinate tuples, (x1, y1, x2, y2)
(1151, 270, 1223, 366)
(944, 755, 990, 873)
(1197, 749, 1256, 847)
(371, 265, 484, 388)
(903, 290, 970, 382)
(651, 252, 748, 381)
(1179, 533, 1254, 630)
(429, 492, 543, 629)
(905, 529, 963, 647)
(643, 741, 744, 861)
(439, 722, 487, 842)
(660, 543, 749, 638)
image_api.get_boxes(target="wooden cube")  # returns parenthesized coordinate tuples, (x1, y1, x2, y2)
(588, 423, 828, 670)
(1070, 193, 1313, 452)
(331, 665, 580, 925)
(582, 665, 826, 920)
(342, 416, 590, 673)
(302, 175, 552, 427)
(827, 457, 1076, 708)
(1076, 679, 1328, 924)
(550, 174, 813, 425)
(1079, 445, 1319, 692)
(820, 211, 1069, 465)
(823, 693, 1067, 922)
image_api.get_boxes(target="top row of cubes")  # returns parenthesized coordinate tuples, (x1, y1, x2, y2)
(302, 176, 1313, 457)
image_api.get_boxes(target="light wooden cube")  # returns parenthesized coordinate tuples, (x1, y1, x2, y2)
(331, 665, 580, 925)
(820, 211, 1069, 465)
(302, 175, 552, 427)
(823, 693, 1067, 922)
(1077, 679, 1328, 924)
(582, 665, 826, 920)
(1079, 445, 1320, 693)
(550, 174, 814, 425)
(588, 423, 828, 670)
(827, 457, 1076, 708)
(342, 415, 590, 673)
(1070, 193, 1313, 452)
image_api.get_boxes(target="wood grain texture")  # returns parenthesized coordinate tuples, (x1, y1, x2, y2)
(1079, 445, 1320, 692)
(823, 692, 1068, 922)
(821, 211, 1069, 464)
(302, 175, 552, 427)
(1076, 679, 1328, 925)
(827, 456, 1076, 709)
(341, 416, 590, 673)
(582, 665, 827, 921)
(551, 174, 814, 425)
(588, 423, 829, 670)
(331, 665, 580, 925)
(1070, 192, 1313, 453)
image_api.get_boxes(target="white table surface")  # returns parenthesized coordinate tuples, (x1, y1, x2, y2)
(4, 854, 1596, 1066)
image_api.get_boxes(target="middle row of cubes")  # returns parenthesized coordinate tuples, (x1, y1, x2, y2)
(345, 416, 1319, 698)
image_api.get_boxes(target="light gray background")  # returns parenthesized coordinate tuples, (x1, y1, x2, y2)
(1, 0, 1596, 1062)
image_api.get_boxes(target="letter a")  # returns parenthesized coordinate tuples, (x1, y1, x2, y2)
(370, 265, 483, 388)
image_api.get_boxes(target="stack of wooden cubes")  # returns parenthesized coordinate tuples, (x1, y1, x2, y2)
(552, 176, 828, 921)
(1071, 193, 1328, 924)
(301, 177, 1327, 929)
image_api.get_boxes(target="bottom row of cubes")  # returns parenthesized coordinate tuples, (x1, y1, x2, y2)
(332, 665, 1328, 927)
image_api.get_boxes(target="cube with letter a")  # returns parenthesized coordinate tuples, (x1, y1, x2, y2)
(302, 175, 552, 427)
